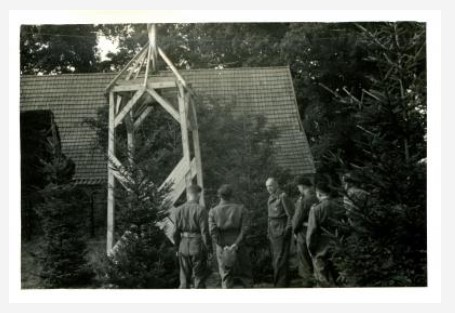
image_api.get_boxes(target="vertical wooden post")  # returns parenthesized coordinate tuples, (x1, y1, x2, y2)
(190, 100, 205, 207)
(178, 83, 192, 197)
(107, 92, 116, 252)
(148, 24, 157, 73)
(144, 44, 152, 87)
(126, 114, 135, 168)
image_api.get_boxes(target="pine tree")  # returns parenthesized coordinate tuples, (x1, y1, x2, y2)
(35, 118, 94, 288)
(322, 22, 427, 287)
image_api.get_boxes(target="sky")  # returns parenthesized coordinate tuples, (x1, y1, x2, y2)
(97, 35, 119, 61)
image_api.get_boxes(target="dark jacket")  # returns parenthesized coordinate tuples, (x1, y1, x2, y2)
(267, 191, 294, 238)
(209, 200, 249, 247)
(292, 193, 318, 240)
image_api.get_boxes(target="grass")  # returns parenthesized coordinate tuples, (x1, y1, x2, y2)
(22, 235, 305, 289)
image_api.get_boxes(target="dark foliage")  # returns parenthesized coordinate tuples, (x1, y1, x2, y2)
(93, 170, 179, 289)
(34, 128, 93, 288)
(20, 24, 98, 75)
(37, 183, 94, 288)
(317, 22, 427, 287)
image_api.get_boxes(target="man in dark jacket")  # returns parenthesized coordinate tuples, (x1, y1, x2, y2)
(266, 177, 294, 287)
(306, 182, 344, 287)
(292, 176, 318, 287)
(172, 184, 212, 288)
(209, 184, 253, 288)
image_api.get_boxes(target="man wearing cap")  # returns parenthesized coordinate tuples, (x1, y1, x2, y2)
(172, 184, 212, 288)
(292, 176, 318, 287)
(209, 184, 253, 288)
(265, 177, 294, 287)
(306, 182, 344, 287)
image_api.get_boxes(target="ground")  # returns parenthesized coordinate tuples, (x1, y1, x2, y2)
(22, 236, 304, 289)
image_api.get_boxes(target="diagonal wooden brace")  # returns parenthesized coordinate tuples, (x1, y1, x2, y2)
(146, 88, 180, 122)
(114, 88, 146, 127)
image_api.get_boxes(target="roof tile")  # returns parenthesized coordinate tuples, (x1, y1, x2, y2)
(20, 66, 315, 184)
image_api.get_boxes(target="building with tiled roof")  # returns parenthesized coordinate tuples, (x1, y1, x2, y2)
(20, 66, 315, 186)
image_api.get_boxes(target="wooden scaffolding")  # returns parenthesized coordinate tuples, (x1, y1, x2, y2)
(104, 24, 204, 253)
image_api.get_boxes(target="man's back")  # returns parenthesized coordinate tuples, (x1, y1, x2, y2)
(173, 200, 210, 256)
(210, 202, 245, 230)
(209, 201, 248, 247)
(175, 201, 205, 233)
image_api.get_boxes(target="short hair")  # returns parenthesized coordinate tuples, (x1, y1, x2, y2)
(315, 181, 331, 195)
(296, 175, 313, 187)
(187, 184, 202, 195)
(266, 177, 278, 185)
(217, 184, 233, 200)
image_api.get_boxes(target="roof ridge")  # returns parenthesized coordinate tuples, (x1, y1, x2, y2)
(20, 65, 291, 78)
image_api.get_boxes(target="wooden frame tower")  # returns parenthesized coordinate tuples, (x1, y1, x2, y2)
(104, 24, 204, 253)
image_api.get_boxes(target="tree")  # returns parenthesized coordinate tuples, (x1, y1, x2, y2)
(35, 121, 93, 287)
(20, 24, 98, 75)
(321, 22, 427, 287)
(95, 167, 179, 289)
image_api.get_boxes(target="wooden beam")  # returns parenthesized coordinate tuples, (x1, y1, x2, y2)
(158, 47, 188, 89)
(178, 82, 193, 197)
(162, 158, 198, 205)
(159, 157, 188, 191)
(113, 171, 132, 192)
(189, 100, 205, 207)
(126, 114, 134, 167)
(107, 92, 115, 253)
(112, 80, 176, 93)
(127, 48, 146, 81)
(143, 38, 152, 87)
(134, 106, 153, 129)
(148, 24, 158, 73)
(114, 88, 146, 127)
(105, 44, 148, 94)
(146, 88, 180, 122)
(109, 155, 134, 183)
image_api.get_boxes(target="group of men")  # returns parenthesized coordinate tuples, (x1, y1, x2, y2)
(171, 174, 363, 289)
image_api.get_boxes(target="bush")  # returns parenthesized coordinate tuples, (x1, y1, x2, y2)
(93, 166, 179, 288)
(37, 183, 94, 288)
(96, 226, 179, 288)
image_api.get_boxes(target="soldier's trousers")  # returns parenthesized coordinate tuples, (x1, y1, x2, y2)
(215, 244, 253, 288)
(295, 233, 315, 287)
(269, 234, 291, 287)
(178, 252, 209, 288)
(312, 255, 336, 287)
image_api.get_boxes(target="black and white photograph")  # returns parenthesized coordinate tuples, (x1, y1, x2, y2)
(13, 10, 439, 298)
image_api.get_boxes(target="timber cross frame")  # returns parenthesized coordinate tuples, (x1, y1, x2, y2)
(104, 24, 204, 253)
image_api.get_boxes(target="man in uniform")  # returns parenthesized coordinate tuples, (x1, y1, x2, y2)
(209, 184, 253, 288)
(266, 177, 294, 287)
(172, 184, 212, 289)
(292, 176, 318, 287)
(306, 181, 344, 287)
